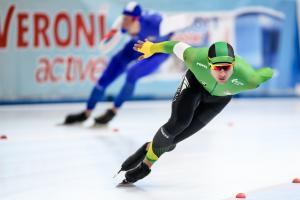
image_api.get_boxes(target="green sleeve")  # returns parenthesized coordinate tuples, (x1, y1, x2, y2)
(182, 47, 210, 76)
(256, 67, 274, 83)
(235, 57, 274, 89)
(151, 41, 209, 80)
(150, 41, 180, 54)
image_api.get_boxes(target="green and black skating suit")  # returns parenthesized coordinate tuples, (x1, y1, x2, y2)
(141, 41, 273, 96)
(138, 41, 274, 164)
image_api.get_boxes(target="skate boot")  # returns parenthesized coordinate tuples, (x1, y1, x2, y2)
(94, 109, 116, 125)
(123, 162, 151, 184)
(64, 111, 88, 124)
(117, 142, 149, 174)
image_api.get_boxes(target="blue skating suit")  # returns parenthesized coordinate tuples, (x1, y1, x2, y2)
(87, 12, 173, 110)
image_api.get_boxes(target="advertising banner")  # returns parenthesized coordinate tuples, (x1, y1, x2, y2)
(0, 0, 299, 103)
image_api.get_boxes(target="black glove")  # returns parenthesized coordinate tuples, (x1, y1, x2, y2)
(125, 162, 151, 183)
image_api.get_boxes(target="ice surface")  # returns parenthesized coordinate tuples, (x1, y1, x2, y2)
(1, 98, 300, 200)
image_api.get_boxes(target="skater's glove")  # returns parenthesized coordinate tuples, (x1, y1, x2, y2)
(134, 40, 155, 60)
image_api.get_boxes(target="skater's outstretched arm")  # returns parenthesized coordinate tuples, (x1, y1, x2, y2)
(133, 40, 204, 78)
(133, 40, 193, 61)
(100, 16, 122, 44)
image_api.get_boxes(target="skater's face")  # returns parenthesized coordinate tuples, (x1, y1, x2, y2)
(121, 15, 140, 35)
(210, 63, 234, 84)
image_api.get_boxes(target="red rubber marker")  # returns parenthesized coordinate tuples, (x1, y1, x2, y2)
(236, 193, 246, 198)
(0, 135, 8, 140)
(292, 178, 300, 183)
(112, 128, 119, 132)
(228, 122, 234, 127)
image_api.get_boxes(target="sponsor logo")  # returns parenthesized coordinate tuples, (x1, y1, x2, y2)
(1, 4, 107, 49)
(200, 80, 207, 86)
(224, 90, 232, 95)
(231, 78, 244, 86)
(173, 76, 190, 102)
(161, 127, 170, 139)
(196, 62, 208, 69)
(180, 77, 190, 92)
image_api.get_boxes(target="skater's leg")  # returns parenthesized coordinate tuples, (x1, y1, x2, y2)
(173, 95, 232, 144)
(95, 53, 169, 124)
(145, 71, 203, 165)
(146, 93, 232, 166)
(125, 94, 232, 183)
(64, 50, 130, 124)
(63, 40, 140, 124)
(119, 142, 150, 172)
(114, 53, 169, 108)
(123, 71, 202, 183)
(87, 40, 141, 111)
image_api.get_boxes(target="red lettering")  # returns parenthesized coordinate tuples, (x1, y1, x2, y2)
(36, 56, 108, 84)
(35, 57, 63, 83)
(17, 13, 29, 47)
(2, 5, 108, 49)
(72, 57, 83, 83)
(54, 13, 72, 47)
(35, 58, 50, 83)
(0, 5, 15, 48)
(66, 56, 76, 82)
(52, 57, 63, 82)
(34, 13, 50, 48)
(78, 59, 91, 82)
(75, 14, 95, 47)
(99, 14, 106, 41)
(90, 58, 106, 82)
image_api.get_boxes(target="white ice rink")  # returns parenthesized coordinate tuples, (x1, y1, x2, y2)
(1, 98, 300, 200)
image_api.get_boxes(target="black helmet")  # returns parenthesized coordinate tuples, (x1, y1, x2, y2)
(208, 41, 235, 64)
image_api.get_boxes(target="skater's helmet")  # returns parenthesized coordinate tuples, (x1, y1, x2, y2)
(208, 41, 235, 64)
(123, 1, 142, 17)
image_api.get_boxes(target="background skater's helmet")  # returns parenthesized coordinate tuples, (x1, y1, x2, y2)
(208, 41, 235, 64)
(122, 1, 142, 17)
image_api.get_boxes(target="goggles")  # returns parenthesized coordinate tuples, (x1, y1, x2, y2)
(210, 63, 234, 71)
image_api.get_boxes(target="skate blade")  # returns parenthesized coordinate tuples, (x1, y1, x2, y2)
(56, 122, 82, 126)
(56, 122, 65, 126)
(113, 169, 123, 178)
(116, 179, 134, 187)
(56, 122, 73, 126)
(83, 119, 108, 128)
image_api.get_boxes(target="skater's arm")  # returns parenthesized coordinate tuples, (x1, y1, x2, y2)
(133, 40, 192, 61)
(245, 67, 274, 89)
(159, 13, 195, 35)
(101, 16, 122, 43)
(254, 67, 273, 85)
(237, 57, 274, 89)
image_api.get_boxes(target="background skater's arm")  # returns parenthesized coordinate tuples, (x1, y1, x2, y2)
(159, 13, 195, 35)
(101, 16, 123, 43)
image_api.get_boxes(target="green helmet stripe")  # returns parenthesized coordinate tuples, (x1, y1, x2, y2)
(215, 42, 229, 57)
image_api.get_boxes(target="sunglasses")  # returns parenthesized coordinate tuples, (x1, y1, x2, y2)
(210, 63, 233, 71)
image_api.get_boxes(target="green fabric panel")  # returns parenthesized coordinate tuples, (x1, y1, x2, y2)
(215, 42, 229, 57)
